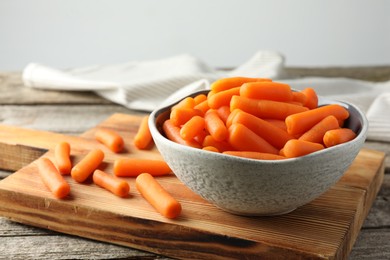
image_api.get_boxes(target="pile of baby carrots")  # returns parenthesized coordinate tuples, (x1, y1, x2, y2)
(37, 125, 181, 219)
(163, 77, 357, 160)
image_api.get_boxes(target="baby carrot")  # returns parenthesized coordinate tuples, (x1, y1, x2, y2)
(301, 88, 318, 109)
(204, 109, 228, 142)
(54, 141, 72, 175)
(163, 119, 202, 148)
(203, 146, 219, 152)
(240, 81, 293, 102)
(230, 95, 309, 120)
(170, 108, 202, 126)
(93, 169, 130, 197)
(171, 97, 195, 110)
(37, 157, 70, 199)
(223, 151, 287, 160)
(216, 106, 231, 123)
(323, 128, 357, 147)
(283, 139, 324, 158)
(95, 128, 124, 153)
(114, 158, 172, 177)
(134, 115, 153, 150)
(225, 108, 241, 128)
(298, 115, 340, 144)
(71, 149, 104, 183)
(285, 104, 349, 135)
(210, 77, 271, 92)
(231, 110, 293, 149)
(193, 99, 210, 115)
(292, 91, 307, 105)
(180, 115, 205, 141)
(202, 135, 234, 152)
(264, 119, 288, 132)
(194, 93, 207, 105)
(228, 123, 279, 154)
(207, 87, 240, 109)
(136, 173, 182, 219)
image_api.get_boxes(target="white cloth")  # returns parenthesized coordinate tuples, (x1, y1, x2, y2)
(22, 51, 390, 142)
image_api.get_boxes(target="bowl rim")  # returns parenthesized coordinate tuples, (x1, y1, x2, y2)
(149, 89, 368, 164)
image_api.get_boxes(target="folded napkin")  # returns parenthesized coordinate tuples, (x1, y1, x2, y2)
(22, 51, 390, 142)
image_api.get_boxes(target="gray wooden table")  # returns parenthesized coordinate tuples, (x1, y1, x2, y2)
(0, 67, 389, 259)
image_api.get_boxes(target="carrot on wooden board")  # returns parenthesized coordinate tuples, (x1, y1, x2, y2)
(298, 115, 340, 144)
(301, 88, 318, 109)
(323, 128, 357, 147)
(71, 149, 104, 183)
(170, 108, 202, 126)
(95, 128, 124, 153)
(114, 158, 172, 177)
(210, 77, 271, 92)
(285, 104, 349, 135)
(136, 173, 182, 219)
(134, 115, 153, 150)
(163, 119, 202, 148)
(283, 139, 324, 158)
(240, 81, 293, 102)
(37, 157, 70, 199)
(54, 141, 72, 175)
(207, 87, 240, 109)
(231, 110, 293, 149)
(204, 109, 229, 142)
(228, 123, 279, 154)
(180, 115, 205, 141)
(93, 169, 130, 197)
(230, 95, 309, 120)
(223, 151, 287, 160)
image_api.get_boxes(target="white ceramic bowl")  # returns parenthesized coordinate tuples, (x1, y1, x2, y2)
(149, 90, 368, 216)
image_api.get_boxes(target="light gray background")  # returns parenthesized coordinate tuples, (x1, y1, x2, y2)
(1, 0, 389, 71)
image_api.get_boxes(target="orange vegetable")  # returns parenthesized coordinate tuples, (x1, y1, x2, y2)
(285, 104, 349, 135)
(95, 128, 124, 153)
(292, 91, 307, 105)
(180, 115, 205, 141)
(170, 108, 202, 126)
(202, 135, 234, 152)
(223, 151, 287, 160)
(37, 157, 70, 199)
(230, 95, 309, 120)
(202, 146, 219, 152)
(210, 77, 271, 92)
(225, 108, 241, 128)
(54, 141, 72, 175)
(216, 106, 231, 123)
(231, 110, 293, 149)
(114, 158, 171, 177)
(204, 109, 228, 142)
(207, 87, 240, 109)
(228, 123, 279, 154)
(136, 173, 182, 219)
(323, 128, 357, 147)
(193, 100, 210, 115)
(71, 149, 104, 183)
(134, 115, 153, 150)
(264, 119, 288, 131)
(172, 97, 195, 110)
(163, 119, 202, 148)
(240, 81, 293, 102)
(194, 94, 207, 105)
(283, 139, 324, 158)
(93, 169, 130, 197)
(301, 88, 318, 109)
(298, 115, 340, 143)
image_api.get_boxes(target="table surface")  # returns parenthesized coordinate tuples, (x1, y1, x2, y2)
(0, 67, 389, 259)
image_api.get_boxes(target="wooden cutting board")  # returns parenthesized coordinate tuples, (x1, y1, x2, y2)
(0, 113, 385, 259)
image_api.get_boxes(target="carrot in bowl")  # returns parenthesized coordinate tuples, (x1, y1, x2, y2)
(240, 81, 293, 102)
(298, 115, 340, 144)
(283, 139, 324, 158)
(95, 128, 124, 153)
(54, 141, 72, 175)
(136, 173, 182, 219)
(37, 157, 70, 199)
(93, 169, 130, 197)
(210, 77, 271, 92)
(71, 149, 104, 183)
(204, 109, 228, 142)
(323, 128, 357, 147)
(113, 158, 172, 177)
(180, 115, 205, 141)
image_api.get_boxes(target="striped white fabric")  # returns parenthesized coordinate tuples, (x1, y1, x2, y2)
(22, 51, 390, 141)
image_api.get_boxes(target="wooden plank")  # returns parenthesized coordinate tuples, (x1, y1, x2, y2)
(0, 113, 385, 259)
